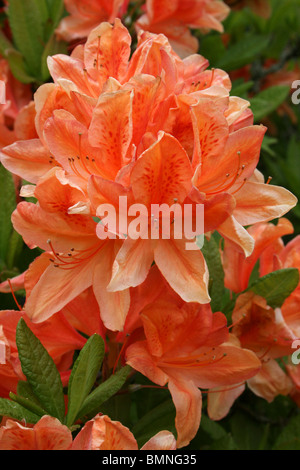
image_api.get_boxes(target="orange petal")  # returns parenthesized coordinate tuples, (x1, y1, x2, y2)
(93, 242, 131, 331)
(207, 383, 245, 421)
(108, 238, 155, 293)
(84, 19, 131, 84)
(88, 90, 133, 179)
(141, 431, 177, 450)
(247, 359, 293, 402)
(154, 238, 210, 303)
(131, 131, 192, 207)
(233, 181, 298, 226)
(168, 378, 202, 448)
(72, 415, 138, 450)
(218, 215, 254, 257)
(0, 139, 54, 184)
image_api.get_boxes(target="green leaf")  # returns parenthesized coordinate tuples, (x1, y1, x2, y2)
(210, 434, 237, 450)
(0, 164, 16, 265)
(249, 85, 290, 122)
(197, 414, 227, 441)
(231, 79, 254, 99)
(247, 268, 299, 309)
(0, 397, 40, 424)
(8, 0, 46, 78)
(17, 380, 43, 407)
(45, 0, 65, 30)
(0, 30, 13, 58)
(261, 135, 278, 157)
(201, 234, 226, 312)
(5, 49, 36, 84)
(132, 399, 176, 448)
(6, 230, 23, 270)
(216, 35, 270, 71)
(9, 392, 46, 418)
(16, 318, 65, 422)
(230, 410, 268, 450)
(77, 366, 131, 421)
(41, 34, 67, 81)
(273, 414, 300, 450)
(66, 334, 105, 427)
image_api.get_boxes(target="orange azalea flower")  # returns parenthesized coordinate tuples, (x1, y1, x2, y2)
(0, 414, 176, 450)
(1, 22, 296, 319)
(231, 292, 297, 360)
(285, 364, 300, 408)
(12, 168, 130, 331)
(208, 356, 293, 421)
(0, 58, 34, 149)
(208, 220, 300, 420)
(0, 416, 73, 450)
(223, 217, 295, 293)
(89, 131, 210, 304)
(223, 217, 300, 339)
(126, 299, 261, 447)
(56, 0, 130, 41)
(72, 414, 176, 450)
(136, 0, 230, 57)
(0, 308, 86, 397)
(207, 294, 297, 421)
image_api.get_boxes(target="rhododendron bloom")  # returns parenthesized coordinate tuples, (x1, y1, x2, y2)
(126, 299, 261, 447)
(12, 168, 130, 331)
(136, 0, 230, 57)
(223, 218, 300, 339)
(56, 0, 130, 41)
(0, 307, 86, 397)
(0, 21, 296, 326)
(72, 414, 176, 450)
(231, 293, 297, 360)
(0, 416, 73, 450)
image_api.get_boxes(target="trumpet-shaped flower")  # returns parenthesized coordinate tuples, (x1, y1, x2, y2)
(126, 299, 261, 447)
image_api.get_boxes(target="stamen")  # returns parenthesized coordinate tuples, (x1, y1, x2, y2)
(201, 382, 245, 394)
(230, 177, 247, 195)
(113, 334, 131, 375)
(204, 151, 243, 195)
(228, 314, 246, 329)
(158, 353, 227, 369)
(8, 279, 22, 311)
(47, 240, 104, 270)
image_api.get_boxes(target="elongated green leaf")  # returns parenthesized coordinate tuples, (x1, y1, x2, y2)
(17, 380, 44, 407)
(67, 334, 105, 427)
(0, 397, 40, 424)
(6, 230, 23, 270)
(247, 268, 299, 309)
(250, 85, 290, 122)
(8, 0, 45, 77)
(0, 164, 16, 264)
(216, 35, 270, 71)
(16, 318, 65, 422)
(6, 49, 35, 84)
(201, 235, 226, 312)
(77, 366, 131, 421)
(273, 415, 300, 450)
(0, 30, 13, 58)
(132, 399, 176, 448)
(9, 392, 46, 418)
(45, 0, 65, 30)
(41, 34, 67, 82)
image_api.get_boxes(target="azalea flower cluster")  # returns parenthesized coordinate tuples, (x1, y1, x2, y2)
(0, 12, 299, 450)
(56, 0, 231, 57)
